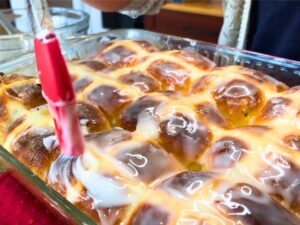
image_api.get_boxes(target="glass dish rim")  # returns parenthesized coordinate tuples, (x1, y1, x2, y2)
(0, 145, 97, 225)
(1, 28, 299, 76)
(0, 7, 90, 38)
(65, 29, 300, 66)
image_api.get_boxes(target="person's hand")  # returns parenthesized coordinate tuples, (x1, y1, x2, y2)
(83, 0, 132, 11)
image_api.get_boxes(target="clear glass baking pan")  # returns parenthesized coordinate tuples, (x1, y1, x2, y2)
(1, 29, 300, 85)
(0, 29, 300, 224)
(0, 146, 97, 225)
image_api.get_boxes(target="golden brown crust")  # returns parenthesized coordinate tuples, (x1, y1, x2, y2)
(12, 127, 60, 179)
(2, 40, 300, 224)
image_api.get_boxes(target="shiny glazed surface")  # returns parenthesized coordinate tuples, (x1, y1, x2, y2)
(1, 40, 300, 224)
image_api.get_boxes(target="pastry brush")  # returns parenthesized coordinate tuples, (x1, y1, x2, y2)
(26, 0, 85, 156)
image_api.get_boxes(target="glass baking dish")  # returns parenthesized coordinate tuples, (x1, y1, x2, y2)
(1, 29, 300, 85)
(0, 146, 97, 225)
(0, 7, 89, 65)
(0, 29, 300, 224)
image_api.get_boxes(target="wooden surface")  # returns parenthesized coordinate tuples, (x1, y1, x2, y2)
(47, 0, 73, 8)
(144, 8, 223, 43)
(0, 0, 10, 9)
(162, 1, 223, 17)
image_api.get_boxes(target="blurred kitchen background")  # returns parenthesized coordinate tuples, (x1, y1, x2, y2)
(0, 0, 223, 43)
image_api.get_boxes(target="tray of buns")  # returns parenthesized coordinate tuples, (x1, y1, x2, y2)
(1, 29, 300, 225)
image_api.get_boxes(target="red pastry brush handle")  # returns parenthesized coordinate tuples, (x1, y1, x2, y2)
(34, 35, 85, 156)
(34, 36, 74, 102)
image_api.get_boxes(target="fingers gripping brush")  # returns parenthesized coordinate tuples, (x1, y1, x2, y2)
(27, 0, 85, 156)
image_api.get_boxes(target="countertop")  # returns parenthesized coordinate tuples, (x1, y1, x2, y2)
(162, 1, 223, 17)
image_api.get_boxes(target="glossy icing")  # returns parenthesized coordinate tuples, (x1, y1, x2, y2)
(1, 40, 300, 224)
